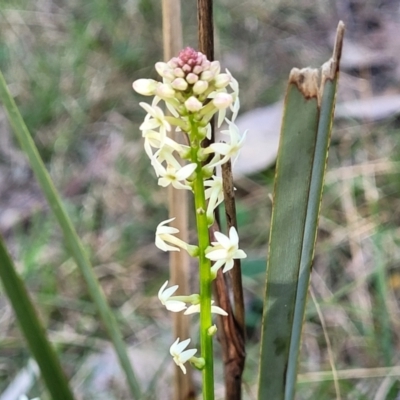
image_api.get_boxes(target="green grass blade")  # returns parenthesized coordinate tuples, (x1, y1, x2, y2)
(0, 70, 142, 399)
(0, 235, 75, 400)
(257, 22, 344, 400)
(285, 29, 344, 399)
(257, 69, 320, 400)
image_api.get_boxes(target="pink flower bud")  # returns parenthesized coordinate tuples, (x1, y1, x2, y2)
(172, 78, 188, 91)
(212, 93, 233, 109)
(193, 65, 203, 75)
(167, 59, 179, 69)
(185, 96, 203, 112)
(193, 80, 209, 95)
(174, 68, 185, 78)
(186, 73, 199, 84)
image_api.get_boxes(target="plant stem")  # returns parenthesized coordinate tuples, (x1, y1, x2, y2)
(190, 118, 215, 400)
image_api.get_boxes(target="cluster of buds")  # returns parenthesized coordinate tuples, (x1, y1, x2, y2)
(133, 47, 247, 375)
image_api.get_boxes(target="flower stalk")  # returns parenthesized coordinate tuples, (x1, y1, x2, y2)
(133, 47, 246, 399)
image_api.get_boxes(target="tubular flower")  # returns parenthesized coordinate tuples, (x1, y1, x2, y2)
(152, 159, 197, 190)
(208, 120, 247, 168)
(204, 176, 224, 222)
(139, 102, 171, 145)
(155, 218, 198, 255)
(170, 338, 198, 374)
(206, 226, 247, 275)
(158, 281, 187, 312)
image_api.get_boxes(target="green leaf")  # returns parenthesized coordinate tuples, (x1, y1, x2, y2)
(257, 22, 345, 400)
(0, 235, 75, 400)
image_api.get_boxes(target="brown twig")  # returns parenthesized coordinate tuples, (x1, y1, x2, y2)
(221, 161, 245, 334)
(162, 1, 195, 399)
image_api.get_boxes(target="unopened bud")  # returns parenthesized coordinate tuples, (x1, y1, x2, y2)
(193, 80, 209, 95)
(190, 356, 205, 370)
(207, 325, 218, 336)
(186, 73, 199, 85)
(213, 93, 233, 109)
(200, 71, 214, 82)
(155, 62, 174, 80)
(210, 61, 221, 75)
(214, 73, 231, 89)
(156, 83, 175, 98)
(172, 78, 188, 91)
(132, 79, 158, 96)
(193, 65, 203, 75)
(185, 96, 203, 112)
(174, 68, 185, 78)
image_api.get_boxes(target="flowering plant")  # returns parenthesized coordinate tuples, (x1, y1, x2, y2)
(133, 47, 246, 398)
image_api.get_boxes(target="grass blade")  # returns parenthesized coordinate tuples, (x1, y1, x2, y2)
(0, 70, 142, 399)
(257, 22, 344, 400)
(285, 24, 344, 400)
(0, 235, 75, 400)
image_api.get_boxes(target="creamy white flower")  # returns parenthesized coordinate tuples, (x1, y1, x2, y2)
(170, 338, 197, 374)
(184, 301, 228, 316)
(155, 218, 199, 255)
(139, 102, 171, 139)
(208, 120, 247, 167)
(204, 176, 224, 220)
(152, 147, 182, 173)
(143, 131, 186, 160)
(206, 226, 247, 274)
(152, 159, 196, 190)
(158, 281, 187, 312)
(155, 218, 181, 252)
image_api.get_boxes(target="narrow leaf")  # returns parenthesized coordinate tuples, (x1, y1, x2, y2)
(0, 235, 75, 400)
(257, 22, 345, 400)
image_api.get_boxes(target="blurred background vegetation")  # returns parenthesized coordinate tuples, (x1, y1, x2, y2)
(1, 0, 400, 399)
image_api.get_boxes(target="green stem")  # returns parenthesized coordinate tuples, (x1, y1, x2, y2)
(190, 117, 215, 400)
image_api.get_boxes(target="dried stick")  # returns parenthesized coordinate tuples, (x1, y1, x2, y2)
(162, 1, 195, 399)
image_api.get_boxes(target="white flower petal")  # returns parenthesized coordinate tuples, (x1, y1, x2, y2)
(213, 231, 232, 248)
(222, 259, 234, 273)
(175, 163, 197, 180)
(206, 248, 227, 261)
(211, 305, 228, 316)
(165, 300, 187, 312)
(228, 226, 239, 245)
